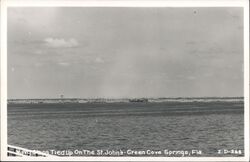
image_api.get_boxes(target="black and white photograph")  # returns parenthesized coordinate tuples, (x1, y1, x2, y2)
(1, 0, 249, 161)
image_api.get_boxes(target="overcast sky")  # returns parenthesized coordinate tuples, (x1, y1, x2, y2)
(8, 7, 243, 99)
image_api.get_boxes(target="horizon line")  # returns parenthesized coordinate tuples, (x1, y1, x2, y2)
(8, 96, 244, 100)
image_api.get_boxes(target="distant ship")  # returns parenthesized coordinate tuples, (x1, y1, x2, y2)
(129, 98, 148, 103)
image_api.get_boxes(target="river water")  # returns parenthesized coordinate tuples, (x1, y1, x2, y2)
(8, 101, 244, 157)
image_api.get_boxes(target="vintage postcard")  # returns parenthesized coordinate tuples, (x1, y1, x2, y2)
(0, 0, 249, 161)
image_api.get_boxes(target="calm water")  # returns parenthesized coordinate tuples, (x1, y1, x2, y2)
(8, 102, 244, 157)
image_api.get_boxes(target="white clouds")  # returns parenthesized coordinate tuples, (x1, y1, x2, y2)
(44, 38, 79, 48)
(34, 50, 43, 55)
(95, 57, 105, 63)
(8, 8, 244, 98)
(58, 62, 70, 66)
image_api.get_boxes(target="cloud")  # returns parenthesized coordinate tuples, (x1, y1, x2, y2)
(34, 50, 43, 55)
(34, 62, 43, 67)
(187, 76, 196, 80)
(58, 62, 70, 66)
(44, 37, 79, 48)
(94, 57, 105, 63)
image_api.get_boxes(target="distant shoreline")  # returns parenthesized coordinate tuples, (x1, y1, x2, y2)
(7, 97, 244, 104)
(8, 96, 244, 100)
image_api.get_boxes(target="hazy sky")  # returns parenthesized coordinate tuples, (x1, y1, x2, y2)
(8, 7, 243, 99)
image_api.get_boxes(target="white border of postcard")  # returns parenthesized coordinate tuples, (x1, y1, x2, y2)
(1, 0, 249, 161)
